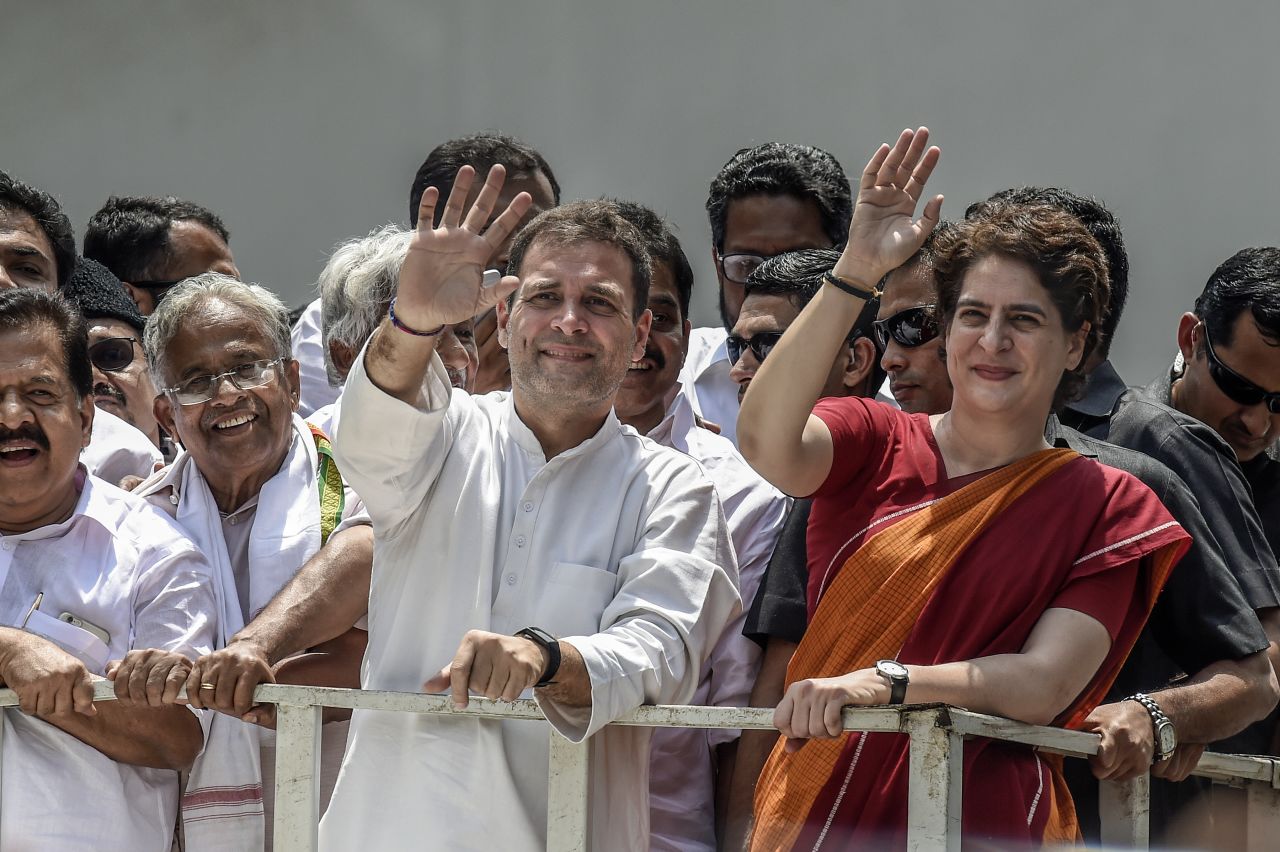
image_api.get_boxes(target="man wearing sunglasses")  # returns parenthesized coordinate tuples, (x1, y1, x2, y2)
(84, 195, 239, 316)
(62, 258, 173, 464)
(680, 144, 852, 446)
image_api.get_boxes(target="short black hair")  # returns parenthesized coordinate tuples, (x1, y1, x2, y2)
(611, 201, 694, 319)
(746, 248, 886, 392)
(409, 133, 561, 227)
(0, 171, 77, 289)
(1195, 247, 1280, 347)
(706, 143, 852, 253)
(84, 196, 231, 283)
(967, 187, 1128, 359)
(506, 200, 651, 322)
(0, 287, 92, 399)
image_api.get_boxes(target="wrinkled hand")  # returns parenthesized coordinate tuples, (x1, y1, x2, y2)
(424, 629, 549, 708)
(394, 165, 532, 332)
(774, 668, 890, 753)
(185, 639, 276, 718)
(471, 307, 512, 394)
(107, 648, 193, 707)
(833, 127, 943, 289)
(1083, 700, 1155, 781)
(1152, 742, 1205, 782)
(0, 633, 97, 718)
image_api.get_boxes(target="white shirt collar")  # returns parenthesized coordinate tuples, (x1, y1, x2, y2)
(648, 385, 697, 454)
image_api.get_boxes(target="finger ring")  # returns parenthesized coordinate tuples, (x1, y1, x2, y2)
(200, 683, 216, 690)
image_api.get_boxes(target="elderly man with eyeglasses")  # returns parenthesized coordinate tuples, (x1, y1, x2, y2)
(128, 273, 373, 851)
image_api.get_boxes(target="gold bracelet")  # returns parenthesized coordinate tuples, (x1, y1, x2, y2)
(822, 270, 879, 301)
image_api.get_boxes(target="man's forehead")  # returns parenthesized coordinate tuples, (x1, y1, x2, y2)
(0, 209, 54, 257)
(734, 293, 799, 334)
(0, 325, 69, 380)
(878, 263, 936, 316)
(722, 194, 830, 252)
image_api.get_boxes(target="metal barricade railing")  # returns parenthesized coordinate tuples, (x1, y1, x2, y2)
(3, 681, 1280, 850)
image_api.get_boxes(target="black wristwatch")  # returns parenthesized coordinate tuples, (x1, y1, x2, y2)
(515, 627, 561, 687)
(875, 659, 910, 705)
(1125, 692, 1177, 762)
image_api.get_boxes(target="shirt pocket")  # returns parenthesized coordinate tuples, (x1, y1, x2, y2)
(24, 609, 112, 672)
(535, 562, 618, 638)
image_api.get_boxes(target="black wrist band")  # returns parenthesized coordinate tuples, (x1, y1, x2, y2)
(516, 627, 561, 687)
(388, 297, 445, 337)
(822, 270, 879, 301)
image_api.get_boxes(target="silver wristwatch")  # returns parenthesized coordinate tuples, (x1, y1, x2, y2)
(1125, 692, 1177, 762)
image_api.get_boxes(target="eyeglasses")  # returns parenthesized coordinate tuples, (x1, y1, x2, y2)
(716, 254, 774, 285)
(872, 305, 940, 350)
(1202, 326, 1280, 414)
(727, 331, 784, 365)
(163, 358, 284, 406)
(88, 337, 141, 372)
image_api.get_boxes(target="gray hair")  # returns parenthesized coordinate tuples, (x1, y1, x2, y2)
(144, 272, 292, 386)
(319, 225, 411, 386)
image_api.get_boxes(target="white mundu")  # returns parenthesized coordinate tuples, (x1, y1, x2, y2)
(321, 349, 741, 852)
(0, 471, 217, 851)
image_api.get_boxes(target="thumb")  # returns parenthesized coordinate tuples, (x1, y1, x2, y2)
(919, 194, 944, 232)
(105, 660, 121, 680)
(423, 665, 451, 695)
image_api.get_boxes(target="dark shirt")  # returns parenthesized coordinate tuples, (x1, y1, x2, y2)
(1059, 359, 1129, 439)
(744, 498, 810, 647)
(1243, 451, 1280, 558)
(1048, 416, 1269, 843)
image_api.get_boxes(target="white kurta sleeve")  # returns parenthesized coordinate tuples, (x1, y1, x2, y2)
(537, 462, 742, 741)
(333, 338, 459, 533)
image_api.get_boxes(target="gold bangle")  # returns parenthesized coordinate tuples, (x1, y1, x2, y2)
(822, 270, 879, 301)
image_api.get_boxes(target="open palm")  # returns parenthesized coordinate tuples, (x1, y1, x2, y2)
(835, 127, 943, 288)
(394, 164, 533, 330)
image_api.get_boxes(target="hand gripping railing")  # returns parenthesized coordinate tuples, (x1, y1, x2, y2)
(3, 681, 1280, 850)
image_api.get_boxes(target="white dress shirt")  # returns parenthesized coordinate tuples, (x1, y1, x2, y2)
(322, 346, 741, 852)
(0, 471, 217, 851)
(81, 407, 163, 487)
(292, 298, 341, 417)
(646, 390, 788, 852)
(679, 326, 739, 446)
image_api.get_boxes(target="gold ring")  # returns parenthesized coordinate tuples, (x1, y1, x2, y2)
(200, 683, 216, 690)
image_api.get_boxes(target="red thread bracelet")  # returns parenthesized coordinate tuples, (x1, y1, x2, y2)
(388, 297, 445, 337)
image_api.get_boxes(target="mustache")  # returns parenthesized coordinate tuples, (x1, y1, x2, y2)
(635, 346, 666, 370)
(0, 423, 50, 450)
(93, 382, 127, 405)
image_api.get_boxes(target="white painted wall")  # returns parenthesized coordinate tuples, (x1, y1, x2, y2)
(4, 0, 1278, 382)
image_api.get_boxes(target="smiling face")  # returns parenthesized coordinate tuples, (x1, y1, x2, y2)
(0, 323, 94, 532)
(154, 298, 299, 497)
(0, 209, 58, 293)
(497, 239, 650, 419)
(615, 261, 690, 433)
(87, 318, 160, 445)
(878, 261, 952, 415)
(1174, 312, 1280, 461)
(945, 254, 1087, 423)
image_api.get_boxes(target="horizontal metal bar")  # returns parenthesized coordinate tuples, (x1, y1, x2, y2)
(945, 707, 1101, 757)
(0, 680, 119, 708)
(1191, 752, 1278, 785)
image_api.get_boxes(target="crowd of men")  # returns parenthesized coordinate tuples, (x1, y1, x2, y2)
(0, 126, 1278, 850)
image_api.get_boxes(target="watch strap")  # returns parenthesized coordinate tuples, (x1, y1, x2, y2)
(875, 659, 909, 705)
(1124, 692, 1175, 762)
(516, 627, 561, 687)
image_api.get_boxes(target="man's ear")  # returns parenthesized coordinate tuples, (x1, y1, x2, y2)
(495, 298, 512, 350)
(679, 318, 692, 367)
(329, 340, 356, 382)
(1177, 312, 1201, 361)
(154, 393, 178, 441)
(843, 337, 878, 393)
(284, 358, 302, 412)
(1065, 321, 1090, 372)
(121, 282, 154, 316)
(633, 309, 653, 361)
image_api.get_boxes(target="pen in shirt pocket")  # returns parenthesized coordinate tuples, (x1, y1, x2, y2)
(20, 591, 43, 629)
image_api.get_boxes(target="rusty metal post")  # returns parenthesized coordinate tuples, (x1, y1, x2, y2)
(904, 708, 962, 852)
(1099, 775, 1149, 848)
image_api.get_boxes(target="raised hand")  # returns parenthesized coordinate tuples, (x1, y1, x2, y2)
(833, 127, 943, 289)
(393, 164, 533, 332)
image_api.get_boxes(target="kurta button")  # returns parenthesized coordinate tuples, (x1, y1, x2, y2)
(515, 535, 526, 547)
(523, 502, 533, 512)
(506, 574, 517, 586)
(1, 541, 12, 551)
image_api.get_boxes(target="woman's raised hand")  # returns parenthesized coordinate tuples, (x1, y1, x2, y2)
(833, 127, 943, 289)
(392, 164, 532, 332)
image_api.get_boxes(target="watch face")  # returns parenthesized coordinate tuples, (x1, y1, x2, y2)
(878, 660, 909, 679)
(1158, 725, 1177, 754)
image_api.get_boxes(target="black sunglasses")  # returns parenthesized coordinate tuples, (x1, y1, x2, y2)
(1202, 325, 1280, 413)
(88, 336, 141, 372)
(727, 331, 783, 365)
(872, 305, 940, 350)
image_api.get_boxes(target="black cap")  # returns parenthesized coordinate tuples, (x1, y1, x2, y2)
(62, 256, 145, 334)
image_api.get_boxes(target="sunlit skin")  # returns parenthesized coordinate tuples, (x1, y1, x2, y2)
(715, 195, 832, 329)
(87, 319, 161, 446)
(0, 210, 58, 293)
(153, 299, 301, 512)
(467, 171, 558, 395)
(124, 221, 239, 315)
(0, 324, 94, 534)
(1172, 311, 1280, 462)
(729, 292, 868, 404)
(878, 261, 952, 415)
(614, 262, 689, 435)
